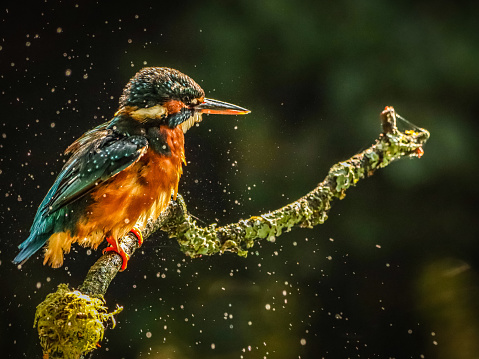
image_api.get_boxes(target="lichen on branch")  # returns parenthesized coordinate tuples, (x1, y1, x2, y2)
(34, 283, 122, 359)
(165, 106, 430, 257)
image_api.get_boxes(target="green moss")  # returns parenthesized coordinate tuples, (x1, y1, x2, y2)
(34, 284, 122, 359)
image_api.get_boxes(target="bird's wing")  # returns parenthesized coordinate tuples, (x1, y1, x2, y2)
(42, 132, 148, 215)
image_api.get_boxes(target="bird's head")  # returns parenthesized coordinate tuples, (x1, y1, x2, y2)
(118, 67, 250, 132)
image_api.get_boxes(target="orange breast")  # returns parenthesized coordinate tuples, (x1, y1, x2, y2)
(76, 126, 186, 246)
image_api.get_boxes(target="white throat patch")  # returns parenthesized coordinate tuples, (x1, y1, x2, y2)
(179, 112, 203, 133)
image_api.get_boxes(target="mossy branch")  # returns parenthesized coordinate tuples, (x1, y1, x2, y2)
(35, 106, 430, 358)
(162, 106, 430, 258)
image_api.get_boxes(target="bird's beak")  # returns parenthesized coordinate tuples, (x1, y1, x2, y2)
(194, 98, 250, 115)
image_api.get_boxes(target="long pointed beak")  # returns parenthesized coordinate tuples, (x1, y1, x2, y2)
(194, 98, 250, 115)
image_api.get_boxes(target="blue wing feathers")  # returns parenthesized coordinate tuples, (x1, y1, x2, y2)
(13, 130, 148, 265)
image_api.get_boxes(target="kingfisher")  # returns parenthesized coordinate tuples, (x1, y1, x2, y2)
(13, 67, 250, 271)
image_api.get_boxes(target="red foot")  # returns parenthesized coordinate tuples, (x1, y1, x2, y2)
(101, 228, 143, 271)
(130, 227, 144, 247)
(102, 236, 130, 271)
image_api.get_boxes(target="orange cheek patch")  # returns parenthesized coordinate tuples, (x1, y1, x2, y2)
(164, 99, 185, 114)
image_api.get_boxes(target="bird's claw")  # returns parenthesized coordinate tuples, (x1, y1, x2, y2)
(103, 236, 130, 271)
(130, 227, 143, 247)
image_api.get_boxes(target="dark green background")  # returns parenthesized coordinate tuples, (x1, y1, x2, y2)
(1, 1, 479, 358)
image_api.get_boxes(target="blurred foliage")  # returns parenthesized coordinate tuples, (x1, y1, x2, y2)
(416, 258, 479, 359)
(1, 0, 478, 358)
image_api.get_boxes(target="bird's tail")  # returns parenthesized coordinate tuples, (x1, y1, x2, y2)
(13, 232, 49, 265)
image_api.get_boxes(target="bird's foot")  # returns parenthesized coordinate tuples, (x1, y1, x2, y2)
(130, 227, 144, 247)
(103, 236, 130, 271)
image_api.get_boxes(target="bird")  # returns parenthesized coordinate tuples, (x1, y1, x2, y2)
(13, 67, 250, 271)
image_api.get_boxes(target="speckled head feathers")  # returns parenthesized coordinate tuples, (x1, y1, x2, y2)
(119, 67, 205, 109)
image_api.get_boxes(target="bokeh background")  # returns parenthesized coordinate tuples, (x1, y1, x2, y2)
(1, 1, 479, 358)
